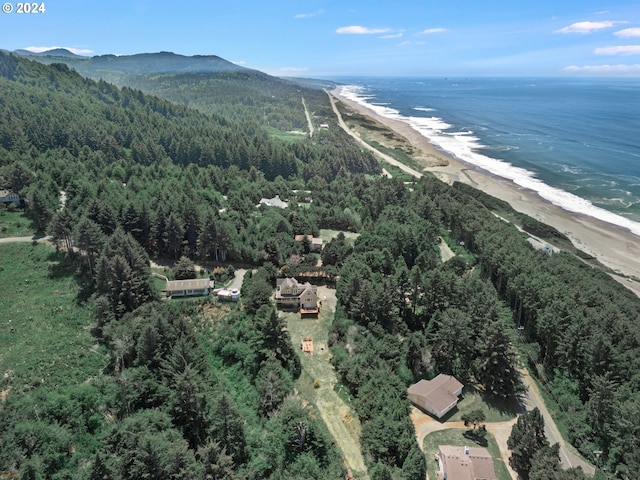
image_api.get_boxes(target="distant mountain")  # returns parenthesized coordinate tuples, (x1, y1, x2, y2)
(13, 48, 86, 58)
(15, 50, 250, 75)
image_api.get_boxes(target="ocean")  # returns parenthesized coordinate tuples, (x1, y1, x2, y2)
(334, 77, 640, 236)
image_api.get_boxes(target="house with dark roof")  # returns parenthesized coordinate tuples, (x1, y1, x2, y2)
(163, 278, 212, 298)
(408, 374, 463, 418)
(437, 445, 497, 480)
(275, 277, 318, 314)
(0, 190, 21, 206)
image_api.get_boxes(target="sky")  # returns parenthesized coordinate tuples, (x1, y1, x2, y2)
(1, 0, 640, 77)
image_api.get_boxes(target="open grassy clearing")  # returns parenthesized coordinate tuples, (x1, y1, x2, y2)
(0, 243, 107, 394)
(284, 286, 368, 478)
(446, 386, 518, 424)
(423, 428, 512, 480)
(319, 229, 361, 245)
(0, 211, 40, 238)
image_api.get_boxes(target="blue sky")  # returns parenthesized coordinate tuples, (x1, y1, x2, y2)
(1, 0, 640, 77)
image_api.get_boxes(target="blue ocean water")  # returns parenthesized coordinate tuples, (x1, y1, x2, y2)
(335, 77, 640, 236)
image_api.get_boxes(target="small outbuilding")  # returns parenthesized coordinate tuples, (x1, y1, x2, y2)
(408, 374, 463, 419)
(216, 288, 240, 302)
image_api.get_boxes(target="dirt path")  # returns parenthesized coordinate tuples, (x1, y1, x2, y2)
(0, 235, 50, 243)
(286, 286, 368, 478)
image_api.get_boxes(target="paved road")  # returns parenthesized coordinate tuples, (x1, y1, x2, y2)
(520, 369, 595, 474)
(326, 90, 424, 179)
(301, 96, 314, 138)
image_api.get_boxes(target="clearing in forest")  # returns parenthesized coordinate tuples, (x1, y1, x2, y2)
(284, 286, 369, 478)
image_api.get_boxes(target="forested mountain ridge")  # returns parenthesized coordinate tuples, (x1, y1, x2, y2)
(16, 49, 337, 130)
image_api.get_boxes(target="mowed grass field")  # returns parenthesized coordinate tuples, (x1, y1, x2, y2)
(0, 243, 106, 395)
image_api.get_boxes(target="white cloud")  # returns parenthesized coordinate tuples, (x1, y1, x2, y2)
(555, 21, 621, 34)
(420, 28, 447, 34)
(336, 26, 391, 35)
(595, 45, 640, 56)
(294, 10, 324, 19)
(381, 33, 404, 39)
(564, 64, 640, 73)
(24, 46, 93, 55)
(615, 28, 640, 38)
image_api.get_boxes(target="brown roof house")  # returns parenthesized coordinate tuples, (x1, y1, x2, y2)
(163, 278, 212, 298)
(294, 234, 323, 252)
(408, 374, 463, 419)
(437, 445, 497, 480)
(275, 277, 318, 314)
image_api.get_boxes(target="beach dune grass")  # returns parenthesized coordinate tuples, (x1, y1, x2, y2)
(423, 428, 512, 480)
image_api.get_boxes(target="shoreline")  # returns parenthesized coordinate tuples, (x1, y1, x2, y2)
(330, 88, 640, 295)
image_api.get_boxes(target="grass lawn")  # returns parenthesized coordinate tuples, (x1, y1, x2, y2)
(319, 229, 361, 245)
(0, 243, 107, 392)
(446, 386, 518, 424)
(423, 428, 512, 480)
(0, 210, 41, 238)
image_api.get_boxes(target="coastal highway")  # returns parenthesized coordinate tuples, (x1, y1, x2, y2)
(326, 90, 423, 179)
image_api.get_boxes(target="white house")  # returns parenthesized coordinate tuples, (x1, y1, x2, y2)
(258, 195, 288, 209)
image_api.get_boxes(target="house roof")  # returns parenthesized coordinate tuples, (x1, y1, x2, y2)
(259, 195, 288, 209)
(275, 277, 317, 299)
(408, 374, 463, 413)
(438, 445, 497, 480)
(163, 278, 211, 292)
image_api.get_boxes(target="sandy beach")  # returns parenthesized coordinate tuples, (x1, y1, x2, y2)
(331, 89, 640, 296)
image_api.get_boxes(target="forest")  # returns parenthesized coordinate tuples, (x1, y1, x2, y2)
(1, 51, 640, 479)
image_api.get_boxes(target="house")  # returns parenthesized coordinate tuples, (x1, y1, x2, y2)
(294, 234, 323, 252)
(408, 374, 463, 418)
(0, 190, 21, 206)
(216, 288, 240, 302)
(258, 195, 288, 209)
(163, 278, 212, 298)
(275, 277, 318, 314)
(437, 445, 497, 480)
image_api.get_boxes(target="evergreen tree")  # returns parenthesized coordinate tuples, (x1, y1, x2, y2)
(508, 408, 549, 476)
(174, 255, 196, 280)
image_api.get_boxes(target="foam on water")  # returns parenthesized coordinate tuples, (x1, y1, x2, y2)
(339, 84, 640, 237)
